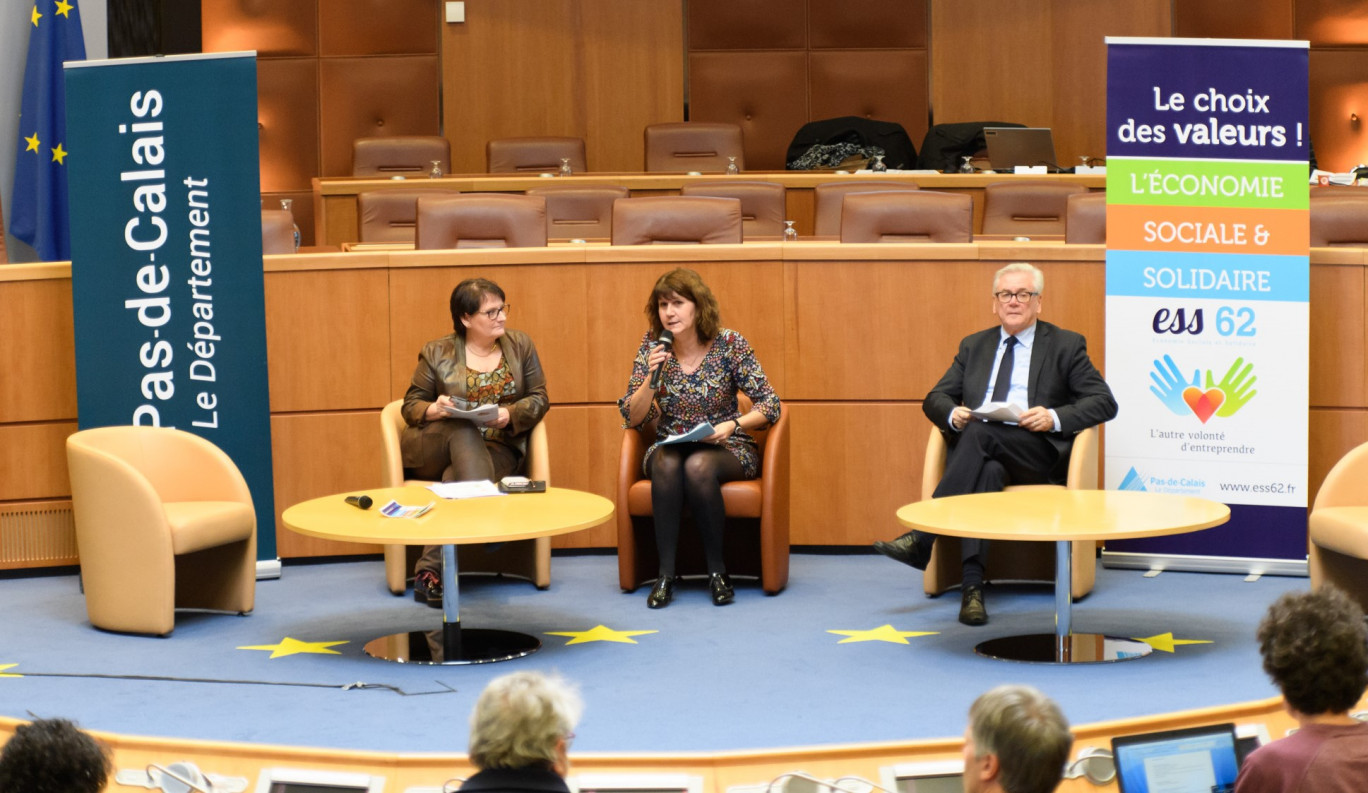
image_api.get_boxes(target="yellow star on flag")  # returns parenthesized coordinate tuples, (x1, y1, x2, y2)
(55, 1, 74, 18)
(827, 624, 939, 644)
(1134, 632, 1212, 653)
(31, 5, 42, 26)
(24, 133, 40, 153)
(545, 625, 658, 645)
(0, 663, 21, 678)
(50, 143, 67, 165)
(237, 637, 348, 658)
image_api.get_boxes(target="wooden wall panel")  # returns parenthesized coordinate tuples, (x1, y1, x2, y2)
(688, 52, 810, 171)
(201, 0, 319, 56)
(1173, 0, 1294, 39)
(1308, 262, 1366, 407)
(319, 55, 442, 178)
(1296, 0, 1368, 45)
(319, 0, 439, 55)
(1309, 408, 1368, 507)
(809, 0, 927, 49)
(544, 404, 620, 548)
(1309, 49, 1368, 173)
(808, 49, 930, 156)
(688, 0, 807, 49)
(256, 59, 320, 194)
(0, 276, 76, 422)
(0, 423, 77, 501)
(271, 411, 385, 558)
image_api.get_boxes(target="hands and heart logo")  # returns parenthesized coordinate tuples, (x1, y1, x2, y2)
(1150, 355, 1256, 423)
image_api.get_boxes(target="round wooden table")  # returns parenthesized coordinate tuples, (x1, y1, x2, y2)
(282, 485, 614, 665)
(896, 490, 1230, 664)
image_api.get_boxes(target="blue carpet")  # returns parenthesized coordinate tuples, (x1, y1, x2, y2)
(0, 553, 1303, 753)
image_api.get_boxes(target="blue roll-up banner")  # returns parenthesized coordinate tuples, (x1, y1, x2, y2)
(1103, 38, 1309, 573)
(63, 53, 278, 566)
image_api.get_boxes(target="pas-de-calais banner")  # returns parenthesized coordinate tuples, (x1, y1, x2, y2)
(1103, 38, 1309, 572)
(63, 53, 279, 566)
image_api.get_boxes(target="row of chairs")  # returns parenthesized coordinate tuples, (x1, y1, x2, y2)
(353, 123, 746, 177)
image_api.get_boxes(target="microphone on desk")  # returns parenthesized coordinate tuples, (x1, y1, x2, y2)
(345, 494, 373, 510)
(648, 329, 674, 389)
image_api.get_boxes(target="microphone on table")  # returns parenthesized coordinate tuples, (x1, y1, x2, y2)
(648, 329, 674, 389)
(345, 494, 373, 510)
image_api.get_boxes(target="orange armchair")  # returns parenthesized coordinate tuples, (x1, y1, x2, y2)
(1309, 441, 1368, 614)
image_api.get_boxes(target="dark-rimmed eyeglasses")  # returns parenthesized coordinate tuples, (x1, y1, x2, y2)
(479, 304, 510, 320)
(994, 291, 1038, 304)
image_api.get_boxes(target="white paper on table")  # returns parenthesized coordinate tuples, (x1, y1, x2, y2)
(441, 402, 498, 424)
(969, 401, 1024, 423)
(659, 421, 715, 445)
(427, 480, 506, 499)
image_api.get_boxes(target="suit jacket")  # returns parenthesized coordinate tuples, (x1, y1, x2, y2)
(923, 320, 1117, 481)
(457, 767, 571, 793)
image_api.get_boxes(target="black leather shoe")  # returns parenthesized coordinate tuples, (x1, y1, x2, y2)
(414, 570, 443, 608)
(647, 575, 675, 609)
(709, 573, 735, 606)
(874, 532, 929, 571)
(959, 586, 988, 626)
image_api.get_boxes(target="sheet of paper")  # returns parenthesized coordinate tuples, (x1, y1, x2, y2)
(659, 421, 715, 445)
(969, 401, 1024, 423)
(441, 402, 498, 423)
(427, 480, 505, 499)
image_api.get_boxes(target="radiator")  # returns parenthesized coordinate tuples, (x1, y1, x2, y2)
(0, 501, 78, 568)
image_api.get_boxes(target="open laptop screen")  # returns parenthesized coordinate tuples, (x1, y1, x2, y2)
(983, 127, 1057, 170)
(1111, 723, 1240, 793)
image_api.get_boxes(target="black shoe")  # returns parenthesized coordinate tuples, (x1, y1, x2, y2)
(647, 575, 675, 609)
(709, 573, 734, 606)
(414, 570, 443, 608)
(959, 586, 988, 626)
(874, 532, 929, 571)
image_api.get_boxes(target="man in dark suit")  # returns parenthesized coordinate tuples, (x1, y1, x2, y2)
(875, 263, 1117, 625)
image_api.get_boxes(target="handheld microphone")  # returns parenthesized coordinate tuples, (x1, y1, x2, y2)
(345, 494, 373, 510)
(648, 329, 674, 389)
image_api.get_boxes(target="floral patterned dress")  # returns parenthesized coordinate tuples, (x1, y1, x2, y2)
(618, 328, 782, 478)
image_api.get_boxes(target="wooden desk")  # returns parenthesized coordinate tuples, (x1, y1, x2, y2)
(896, 490, 1230, 664)
(312, 171, 1105, 246)
(283, 485, 613, 663)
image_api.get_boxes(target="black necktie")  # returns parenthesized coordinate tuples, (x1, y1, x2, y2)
(991, 336, 1016, 402)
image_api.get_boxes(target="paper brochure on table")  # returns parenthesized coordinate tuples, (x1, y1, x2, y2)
(970, 402, 1024, 423)
(659, 421, 715, 445)
(441, 402, 498, 423)
(428, 480, 506, 499)
(380, 500, 435, 518)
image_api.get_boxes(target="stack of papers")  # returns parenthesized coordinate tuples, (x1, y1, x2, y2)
(970, 402, 1024, 423)
(442, 403, 498, 423)
(428, 480, 505, 499)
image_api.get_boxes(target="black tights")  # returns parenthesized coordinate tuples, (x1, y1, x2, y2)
(649, 443, 745, 578)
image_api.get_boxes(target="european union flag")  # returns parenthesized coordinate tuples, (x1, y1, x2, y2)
(9, 0, 86, 262)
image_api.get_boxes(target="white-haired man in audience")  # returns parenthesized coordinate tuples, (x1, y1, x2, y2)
(457, 671, 583, 793)
(962, 684, 1073, 793)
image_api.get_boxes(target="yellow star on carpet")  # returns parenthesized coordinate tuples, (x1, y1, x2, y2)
(31, 5, 42, 26)
(55, 1, 74, 18)
(50, 143, 67, 165)
(1134, 632, 1213, 653)
(237, 637, 348, 659)
(0, 663, 21, 678)
(24, 133, 40, 153)
(545, 625, 658, 645)
(827, 624, 939, 644)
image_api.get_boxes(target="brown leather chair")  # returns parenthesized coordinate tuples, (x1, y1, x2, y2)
(919, 425, 1099, 600)
(1309, 441, 1368, 614)
(525, 184, 629, 241)
(1065, 192, 1107, 244)
(487, 136, 587, 173)
(1310, 193, 1368, 247)
(611, 196, 742, 245)
(812, 181, 920, 237)
(379, 400, 551, 593)
(261, 209, 296, 254)
(981, 181, 1087, 237)
(617, 397, 790, 594)
(66, 426, 257, 635)
(352, 135, 451, 178)
(415, 194, 548, 249)
(644, 122, 745, 172)
(358, 189, 460, 243)
(839, 190, 972, 243)
(681, 181, 786, 240)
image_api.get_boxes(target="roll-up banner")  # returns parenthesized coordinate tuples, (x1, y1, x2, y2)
(1103, 38, 1309, 573)
(63, 53, 279, 569)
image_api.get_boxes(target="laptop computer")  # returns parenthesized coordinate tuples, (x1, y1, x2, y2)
(983, 127, 1058, 171)
(1111, 723, 1241, 793)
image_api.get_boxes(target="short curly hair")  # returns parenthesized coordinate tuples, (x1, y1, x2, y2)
(0, 718, 111, 793)
(1257, 587, 1368, 716)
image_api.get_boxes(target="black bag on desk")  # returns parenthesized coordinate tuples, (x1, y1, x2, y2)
(917, 121, 1024, 172)
(786, 116, 918, 170)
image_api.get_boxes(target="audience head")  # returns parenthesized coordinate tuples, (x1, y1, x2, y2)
(1257, 586, 1368, 718)
(468, 671, 583, 775)
(963, 685, 1072, 793)
(0, 718, 111, 793)
(644, 268, 720, 344)
(450, 278, 507, 337)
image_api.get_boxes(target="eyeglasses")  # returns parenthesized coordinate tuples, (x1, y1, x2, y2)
(994, 291, 1038, 304)
(478, 304, 510, 320)
(563, 732, 575, 749)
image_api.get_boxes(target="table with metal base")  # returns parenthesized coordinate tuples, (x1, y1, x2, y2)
(283, 485, 614, 665)
(896, 490, 1229, 664)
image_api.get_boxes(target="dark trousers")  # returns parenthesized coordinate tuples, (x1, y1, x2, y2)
(411, 419, 521, 575)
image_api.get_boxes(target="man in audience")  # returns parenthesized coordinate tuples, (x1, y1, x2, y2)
(962, 684, 1073, 793)
(0, 717, 110, 793)
(875, 262, 1117, 625)
(1234, 587, 1368, 792)
(457, 671, 583, 793)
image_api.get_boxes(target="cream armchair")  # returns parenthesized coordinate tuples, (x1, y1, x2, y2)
(1309, 441, 1368, 613)
(66, 426, 257, 635)
(379, 400, 551, 594)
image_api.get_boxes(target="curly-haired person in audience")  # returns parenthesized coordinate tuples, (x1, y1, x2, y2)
(457, 671, 583, 793)
(1234, 586, 1368, 793)
(963, 684, 1073, 793)
(0, 717, 110, 793)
